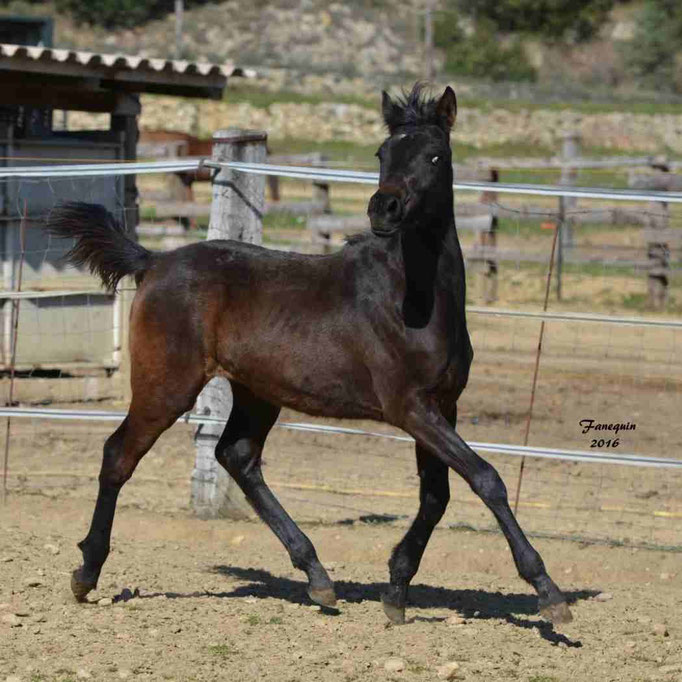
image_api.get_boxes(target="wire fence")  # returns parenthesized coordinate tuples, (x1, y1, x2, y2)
(0, 159, 680, 551)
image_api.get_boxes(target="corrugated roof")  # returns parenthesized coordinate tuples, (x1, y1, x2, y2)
(0, 43, 255, 100)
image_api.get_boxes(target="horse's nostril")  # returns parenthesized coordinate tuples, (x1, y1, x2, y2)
(386, 197, 401, 217)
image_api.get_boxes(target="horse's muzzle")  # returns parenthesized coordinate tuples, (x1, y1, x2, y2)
(368, 189, 405, 236)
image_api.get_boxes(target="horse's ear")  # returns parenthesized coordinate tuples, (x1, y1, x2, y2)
(382, 90, 398, 130)
(436, 86, 457, 132)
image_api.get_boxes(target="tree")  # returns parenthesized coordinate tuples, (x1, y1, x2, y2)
(54, 0, 211, 30)
(627, 0, 682, 91)
(448, 0, 614, 42)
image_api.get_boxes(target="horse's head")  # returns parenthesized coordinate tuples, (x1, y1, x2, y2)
(368, 84, 457, 237)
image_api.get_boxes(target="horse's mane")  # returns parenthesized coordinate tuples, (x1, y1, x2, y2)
(383, 83, 443, 133)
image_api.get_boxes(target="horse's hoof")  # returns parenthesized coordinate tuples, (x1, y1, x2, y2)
(308, 586, 337, 608)
(71, 568, 96, 603)
(381, 594, 406, 625)
(539, 600, 573, 624)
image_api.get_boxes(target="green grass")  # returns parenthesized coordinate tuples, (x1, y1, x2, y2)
(224, 83, 375, 110)
(246, 614, 261, 626)
(528, 676, 560, 682)
(206, 643, 239, 658)
(225, 80, 682, 117)
(264, 212, 306, 231)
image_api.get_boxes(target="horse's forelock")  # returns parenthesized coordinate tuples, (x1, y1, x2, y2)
(383, 83, 441, 134)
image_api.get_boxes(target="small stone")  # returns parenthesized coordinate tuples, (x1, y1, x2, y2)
(594, 592, 613, 602)
(115, 588, 135, 603)
(660, 572, 671, 580)
(1, 556, 14, 563)
(118, 670, 130, 680)
(659, 664, 682, 674)
(76, 670, 91, 680)
(436, 661, 460, 680)
(445, 615, 466, 626)
(384, 658, 405, 673)
(652, 623, 669, 637)
(2, 613, 22, 627)
(230, 535, 245, 546)
(13, 609, 30, 618)
(5, 675, 22, 682)
(625, 641, 637, 650)
(43, 544, 60, 556)
(98, 598, 113, 607)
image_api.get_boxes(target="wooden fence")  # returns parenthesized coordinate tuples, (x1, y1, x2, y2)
(137, 130, 681, 309)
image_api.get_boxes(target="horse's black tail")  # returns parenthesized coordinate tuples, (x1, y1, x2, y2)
(47, 202, 153, 293)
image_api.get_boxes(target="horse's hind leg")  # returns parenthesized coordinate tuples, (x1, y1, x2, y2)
(215, 382, 335, 607)
(381, 445, 449, 624)
(71, 396, 199, 601)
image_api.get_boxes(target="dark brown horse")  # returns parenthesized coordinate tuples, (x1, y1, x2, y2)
(47, 84, 572, 625)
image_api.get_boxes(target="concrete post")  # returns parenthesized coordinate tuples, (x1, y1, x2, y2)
(190, 128, 267, 519)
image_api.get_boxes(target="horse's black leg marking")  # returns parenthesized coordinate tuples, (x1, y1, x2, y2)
(382, 444, 450, 624)
(216, 383, 335, 607)
(402, 395, 572, 624)
(72, 410, 181, 601)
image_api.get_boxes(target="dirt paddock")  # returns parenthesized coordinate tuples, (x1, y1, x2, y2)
(1, 494, 681, 682)
(1, 397, 682, 682)
(1, 307, 681, 682)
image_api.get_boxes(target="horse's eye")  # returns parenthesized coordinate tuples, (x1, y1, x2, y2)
(431, 156, 440, 165)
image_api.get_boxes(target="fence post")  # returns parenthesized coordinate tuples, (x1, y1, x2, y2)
(646, 200, 670, 309)
(190, 128, 267, 519)
(559, 130, 580, 249)
(478, 168, 499, 303)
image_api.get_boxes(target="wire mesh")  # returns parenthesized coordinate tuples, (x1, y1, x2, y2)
(0, 165, 680, 552)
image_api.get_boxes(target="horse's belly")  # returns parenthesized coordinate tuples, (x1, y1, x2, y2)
(217, 335, 383, 420)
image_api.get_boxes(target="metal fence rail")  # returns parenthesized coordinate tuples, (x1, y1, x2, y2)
(3, 158, 682, 203)
(1, 158, 680, 550)
(1, 406, 680, 469)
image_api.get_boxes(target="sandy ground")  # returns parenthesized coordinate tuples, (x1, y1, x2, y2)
(1, 494, 681, 682)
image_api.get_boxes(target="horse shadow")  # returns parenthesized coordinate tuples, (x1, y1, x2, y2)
(137, 564, 595, 647)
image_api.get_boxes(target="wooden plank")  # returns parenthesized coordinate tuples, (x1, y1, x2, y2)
(0, 374, 122, 404)
(643, 229, 682, 245)
(144, 202, 210, 218)
(457, 213, 493, 232)
(266, 200, 327, 216)
(629, 173, 682, 192)
(308, 214, 368, 233)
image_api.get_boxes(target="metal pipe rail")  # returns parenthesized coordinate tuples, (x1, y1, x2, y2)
(1, 406, 680, 470)
(2, 158, 682, 203)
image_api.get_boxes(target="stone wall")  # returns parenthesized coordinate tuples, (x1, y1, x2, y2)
(67, 96, 682, 154)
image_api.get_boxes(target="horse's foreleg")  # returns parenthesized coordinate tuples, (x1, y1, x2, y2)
(402, 395, 572, 625)
(216, 383, 335, 607)
(382, 445, 450, 624)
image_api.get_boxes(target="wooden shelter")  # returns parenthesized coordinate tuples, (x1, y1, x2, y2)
(0, 42, 247, 372)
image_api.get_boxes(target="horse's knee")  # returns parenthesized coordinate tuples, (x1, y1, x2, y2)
(470, 462, 507, 505)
